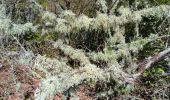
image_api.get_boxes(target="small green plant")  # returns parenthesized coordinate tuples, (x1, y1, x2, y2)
(142, 67, 165, 87)
(24, 32, 58, 42)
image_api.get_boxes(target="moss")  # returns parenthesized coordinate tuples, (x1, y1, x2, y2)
(24, 32, 58, 42)
(36, 0, 49, 9)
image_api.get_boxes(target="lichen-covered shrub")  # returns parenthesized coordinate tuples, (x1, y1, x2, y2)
(0, 0, 170, 99)
(0, 5, 37, 37)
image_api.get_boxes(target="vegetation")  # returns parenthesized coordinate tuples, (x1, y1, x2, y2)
(0, 0, 170, 99)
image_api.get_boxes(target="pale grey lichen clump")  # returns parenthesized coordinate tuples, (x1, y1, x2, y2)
(55, 18, 71, 34)
(53, 40, 91, 66)
(42, 11, 57, 23)
(59, 10, 76, 22)
(18, 51, 35, 66)
(92, 13, 110, 32)
(31, 40, 116, 99)
(0, 5, 11, 34)
(9, 5, 170, 99)
(0, 18, 12, 35)
(34, 55, 135, 99)
(1, 3, 170, 37)
(75, 14, 93, 31)
(129, 34, 158, 53)
(0, 4, 37, 37)
(1, 0, 170, 99)
(54, 10, 76, 34)
(39, 5, 170, 36)
(88, 49, 117, 64)
(12, 23, 37, 35)
(89, 34, 158, 64)
(34, 54, 105, 100)
(118, 6, 131, 16)
(96, 0, 108, 13)
(34, 55, 72, 76)
(0, 5, 6, 18)
(41, 11, 57, 27)
(33, 55, 72, 99)
(87, 34, 159, 76)
(35, 38, 158, 99)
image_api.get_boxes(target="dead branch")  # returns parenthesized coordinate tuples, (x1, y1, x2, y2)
(133, 47, 170, 78)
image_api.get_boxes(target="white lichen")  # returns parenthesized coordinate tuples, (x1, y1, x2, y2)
(35, 61, 105, 100)
(129, 34, 158, 53)
(92, 13, 110, 32)
(41, 11, 57, 23)
(75, 14, 93, 31)
(96, 0, 108, 13)
(59, 10, 76, 22)
(55, 18, 72, 34)
(12, 23, 37, 35)
(53, 40, 90, 66)
(34, 55, 71, 76)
